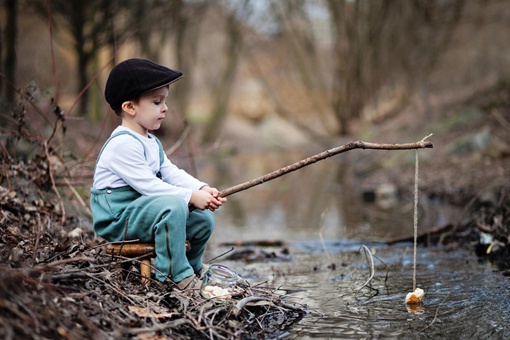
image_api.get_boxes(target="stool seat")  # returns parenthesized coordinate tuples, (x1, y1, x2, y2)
(106, 241, 191, 286)
(106, 243, 155, 286)
(107, 243, 156, 257)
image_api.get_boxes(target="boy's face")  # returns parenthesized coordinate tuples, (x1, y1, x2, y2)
(124, 86, 169, 135)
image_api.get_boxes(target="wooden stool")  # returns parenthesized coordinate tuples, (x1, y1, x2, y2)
(106, 240, 191, 286)
(107, 243, 155, 286)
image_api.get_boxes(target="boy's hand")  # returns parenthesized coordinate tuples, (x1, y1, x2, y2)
(190, 186, 227, 211)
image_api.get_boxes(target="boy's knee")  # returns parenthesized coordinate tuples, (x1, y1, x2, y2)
(152, 195, 188, 212)
(202, 210, 215, 227)
(201, 210, 215, 236)
(190, 210, 215, 237)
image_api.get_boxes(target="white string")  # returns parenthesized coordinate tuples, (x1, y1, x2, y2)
(413, 149, 419, 292)
(412, 133, 432, 292)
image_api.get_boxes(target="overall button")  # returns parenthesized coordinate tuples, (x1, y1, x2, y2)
(106, 189, 112, 194)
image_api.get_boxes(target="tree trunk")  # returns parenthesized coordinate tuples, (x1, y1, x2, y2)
(3, 0, 18, 105)
(69, 3, 90, 116)
(202, 8, 244, 144)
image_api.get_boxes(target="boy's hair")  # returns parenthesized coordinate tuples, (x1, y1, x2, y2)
(105, 58, 183, 112)
(113, 94, 140, 116)
(112, 84, 170, 116)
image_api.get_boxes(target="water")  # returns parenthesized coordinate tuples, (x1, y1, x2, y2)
(198, 150, 509, 338)
(201, 149, 462, 244)
(213, 243, 510, 339)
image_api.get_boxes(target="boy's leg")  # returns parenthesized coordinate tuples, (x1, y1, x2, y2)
(185, 209, 215, 274)
(121, 195, 195, 283)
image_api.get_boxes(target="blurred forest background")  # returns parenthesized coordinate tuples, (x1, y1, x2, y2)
(1, 0, 510, 233)
(2, 3, 510, 337)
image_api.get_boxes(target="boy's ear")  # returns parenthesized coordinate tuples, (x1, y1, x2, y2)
(121, 101, 136, 116)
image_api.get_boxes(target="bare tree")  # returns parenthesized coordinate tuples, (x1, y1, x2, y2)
(330, 0, 465, 134)
(30, 0, 121, 117)
(257, 0, 465, 136)
(1, 0, 18, 105)
(202, 0, 250, 144)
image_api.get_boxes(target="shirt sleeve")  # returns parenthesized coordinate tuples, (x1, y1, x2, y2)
(159, 157, 207, 193)
(107, 139, 202, 203)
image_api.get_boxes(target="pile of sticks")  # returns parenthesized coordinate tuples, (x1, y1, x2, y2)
(0, 233, 305, 339)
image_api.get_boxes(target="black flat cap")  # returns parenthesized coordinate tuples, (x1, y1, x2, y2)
(104, 58, 183, 111)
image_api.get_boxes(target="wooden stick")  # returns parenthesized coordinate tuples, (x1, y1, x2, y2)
(218, 140, 433, 198)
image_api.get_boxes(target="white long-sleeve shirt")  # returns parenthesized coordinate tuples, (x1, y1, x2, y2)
(92, 126, 206, 203)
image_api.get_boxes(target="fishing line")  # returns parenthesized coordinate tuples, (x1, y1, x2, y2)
(412, 133, 432, 292)
(413, 149, 419, 292)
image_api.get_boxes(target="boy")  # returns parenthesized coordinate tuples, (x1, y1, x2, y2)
(90, 58, 226, 290)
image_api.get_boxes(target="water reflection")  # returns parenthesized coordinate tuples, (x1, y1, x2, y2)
(198, 150, 462, 244)
(197, 150, 508, 338)
(215, 244, 510, 339)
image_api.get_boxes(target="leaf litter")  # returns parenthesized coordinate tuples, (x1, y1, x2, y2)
(0, 159, 305, 340)
(0, 84, 306, 339)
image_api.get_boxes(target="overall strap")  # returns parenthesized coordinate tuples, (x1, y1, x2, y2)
(96, 130, 146, 164)
(148, 133, 165, 167)
(96, 131, 164, 167)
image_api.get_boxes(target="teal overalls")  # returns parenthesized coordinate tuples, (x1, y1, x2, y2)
(90, 131, 214, 283)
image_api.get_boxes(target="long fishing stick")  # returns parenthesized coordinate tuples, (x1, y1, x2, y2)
(218, 139, 433, 198)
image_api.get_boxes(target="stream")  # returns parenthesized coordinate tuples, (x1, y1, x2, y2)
(231, 243, 510, 339)
(198, 149, 510, 339)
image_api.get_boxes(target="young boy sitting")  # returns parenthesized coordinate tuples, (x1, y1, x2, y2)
(90, 58, 226, 290)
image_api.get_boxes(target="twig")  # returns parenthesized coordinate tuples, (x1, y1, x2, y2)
(32, 213, 43, 264)
(371, 253, 390, 293)
(356, 245, 375, 294)
(44, 106, 64, 149)
(0, 300, 38, 328)
(64, 177, 91, 216)
(279, 301, 305, 312)
(318, 210, 334, 266)
(166, 125, 191, 155)
(234, 297, 271, 316)
(84, 273, 138, 305)
(218, 139, 433, 198)
(491, 109, 510, 131)
(205, 247, 235, 264)
(43, 140, 66, 225)
(36, 256, 96, 270)
(65, 32, 135, 118)
(418, 294, 450, 332)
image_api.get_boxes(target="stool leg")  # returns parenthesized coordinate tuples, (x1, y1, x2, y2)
(140, 258, 151, 286)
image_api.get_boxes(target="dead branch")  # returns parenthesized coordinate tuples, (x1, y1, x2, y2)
(234, 296, 272, 316)
(219, 139, 433, 198)
(43, 140, 65, 225)
(36, 256, 96, 270)
(356, 245, 375, 294)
